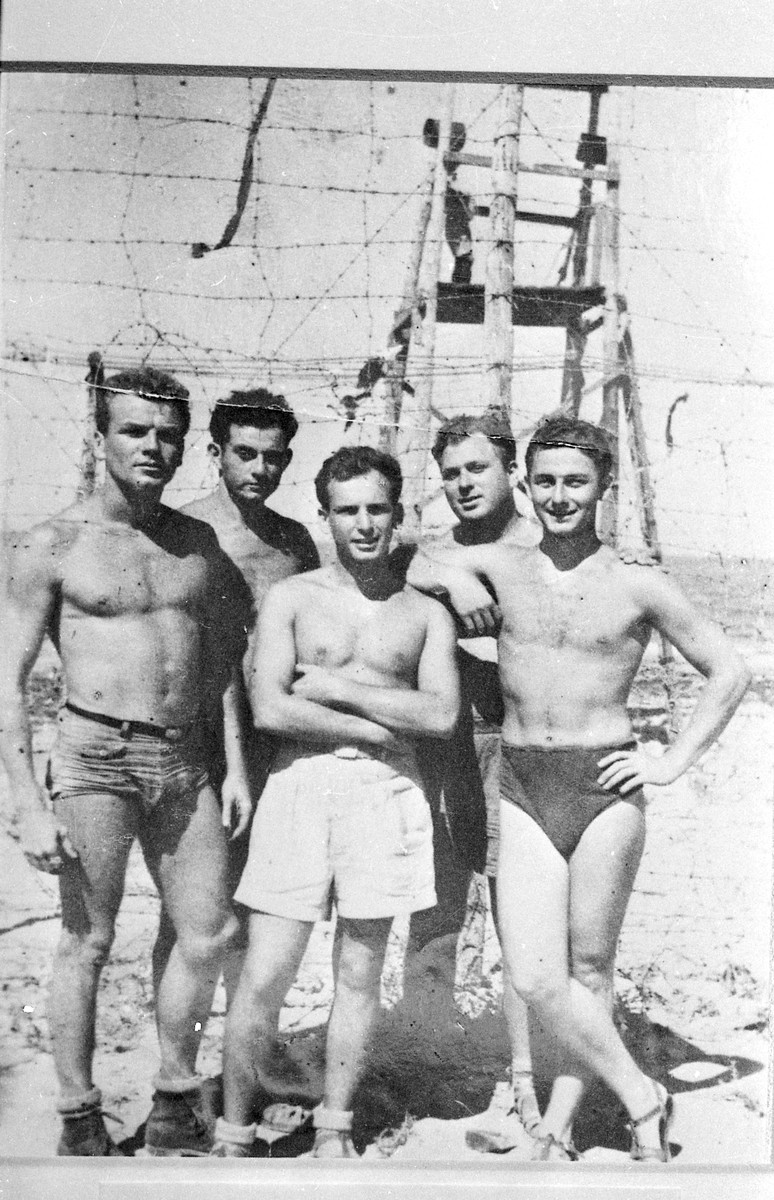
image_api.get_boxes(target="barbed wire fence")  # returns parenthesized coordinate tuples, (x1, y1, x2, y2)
(2, 74, 771, 1035)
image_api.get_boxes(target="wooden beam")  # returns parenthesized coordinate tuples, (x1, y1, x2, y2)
(379, 169, 434, 453)
(515, 210, 577, 228)
(485, 85, 523, 416)
(77, 352, 103, 502)
(397, 85, 455, 536)
(599, 136, 621, 544)
(436, 282, 605, 327)
(561, 89, 604, 414)
(620, 310, 662, 558)
(445, 150, 618, 184)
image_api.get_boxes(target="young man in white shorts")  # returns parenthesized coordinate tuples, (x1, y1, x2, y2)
(212, 445, 460, 1158)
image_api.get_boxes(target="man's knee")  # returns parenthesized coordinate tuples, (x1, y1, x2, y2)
(57, 925, 115, 972)
(176, 911, 239, 971)
(335, 922, 390, 994)
(506, 958, 564, 1011)
(571, 950, 613, 998)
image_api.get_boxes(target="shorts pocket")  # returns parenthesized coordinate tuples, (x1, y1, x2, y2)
(71, 736, 128, 762)
(395, 785, 432, 855)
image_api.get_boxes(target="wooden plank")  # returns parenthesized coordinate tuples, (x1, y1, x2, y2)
(379, 169, 434, 453)
(485, 85, 523, 415)
(437, 282, 605, 327)
(445, 150, 618, 183)
(515, 210, 577, 228)
(397, 86, 455, 535)
(77, 352, 102, 502)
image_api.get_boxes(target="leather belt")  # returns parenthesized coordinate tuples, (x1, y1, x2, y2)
(64, 701, 192, 742)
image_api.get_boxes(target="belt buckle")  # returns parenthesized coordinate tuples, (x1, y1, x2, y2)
(164, 726, 183, 743)
(334, 745, 361, 760)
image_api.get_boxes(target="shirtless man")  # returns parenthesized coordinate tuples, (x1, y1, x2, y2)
(157, 390, 319, 1004)
(211, 445, 460, 1158)
(409, 413, 750, 1161)
(398, 412, 542, 1140)
(0, 368, 252, 1157)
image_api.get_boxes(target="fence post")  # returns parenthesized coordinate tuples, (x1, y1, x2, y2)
(77, 352, 103, 502)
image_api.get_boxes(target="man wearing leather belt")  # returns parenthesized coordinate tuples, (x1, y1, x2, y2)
(0, 367, 252, 1156)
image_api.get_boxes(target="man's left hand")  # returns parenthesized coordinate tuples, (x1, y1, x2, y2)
(292, 663, 342, 706)
(597, 746, 679, 792)
(221, 772, 254, 839)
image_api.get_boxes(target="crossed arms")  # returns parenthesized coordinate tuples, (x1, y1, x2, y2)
(250, 581, 460, 747)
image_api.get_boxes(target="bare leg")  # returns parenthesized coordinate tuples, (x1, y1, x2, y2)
(323, 916, 392, 1112)
(153, 843, 250, 1010)
(541, 798, 646, 1144)
(222, 911, 313, 1125)
(141, 783, 238, 1081)
(50, 793, 137, 1098)
(489, 879, 542, 1133)
(496, 802, 660, 1141)
(310, 916, 392, 1159)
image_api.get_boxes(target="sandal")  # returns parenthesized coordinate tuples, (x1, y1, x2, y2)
(255, 1102, 313, 1145)
(209, 1116, 257, 1158)
(310, 1105, 358, 1159)
(465, 1077, 543, 1154)
(628, 1080, 674, 1163)
(512, 1076, 543, 1137)
(531, 1133, 579, 1162)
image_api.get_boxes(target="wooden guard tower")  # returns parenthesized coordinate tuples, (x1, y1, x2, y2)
(384, 83, 660, 562)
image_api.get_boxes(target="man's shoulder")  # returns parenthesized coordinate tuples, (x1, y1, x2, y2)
(162, 504, 220, 544)
(267, 508, 320, 556)
(179, 491, 220, 522)
(3, 507, 93, 593)
(267, 565, 328, 599)
(400, 580, 457, 627)
(9, 506, 88, 558)
(158, 506, 236, 574)
(597, 545, 675, 609)
(603, 545, 669, 584)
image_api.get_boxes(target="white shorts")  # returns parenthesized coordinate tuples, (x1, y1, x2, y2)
(235, 743, 436, 922)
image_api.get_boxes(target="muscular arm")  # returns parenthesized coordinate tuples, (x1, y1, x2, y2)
(293, 602, 460, 739)
(220, 666, 254, 838)
(0, 528, 76, 871)
(250, 582, 397, 748)
(599, 569, 751, 791)
(406, 543, 501, 636)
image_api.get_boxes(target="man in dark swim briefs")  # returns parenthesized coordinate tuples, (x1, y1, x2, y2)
(499, 741, 644, 861)
(408, 412, 749, 1162)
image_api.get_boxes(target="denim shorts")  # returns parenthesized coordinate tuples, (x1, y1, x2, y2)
(48, 708, 210, 811)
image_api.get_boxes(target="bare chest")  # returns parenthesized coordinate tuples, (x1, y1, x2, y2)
(499, 568, 646, 653)
(220, 529, 305, 607)
(294, 595, 426, 680)
(61, 530, 210, 619)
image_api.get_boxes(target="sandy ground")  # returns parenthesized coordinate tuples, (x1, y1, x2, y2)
(0, 639, 771, 1165)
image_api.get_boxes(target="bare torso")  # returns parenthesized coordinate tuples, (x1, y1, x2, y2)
(183, 486, 319, 670)
(291, 567, 432, 694)
(484, 543, 652, 748)
(42, 501, 237, 725)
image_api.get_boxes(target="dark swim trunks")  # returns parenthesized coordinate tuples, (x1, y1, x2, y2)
(500, 741, 645, 860)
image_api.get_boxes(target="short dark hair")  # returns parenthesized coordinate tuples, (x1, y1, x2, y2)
(315, 445, 403, 511)
(209, 388, 299, 448)
(96, 367, 191, 437)
(432, 411, 516, 470)
(525, 413, 613, 480)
